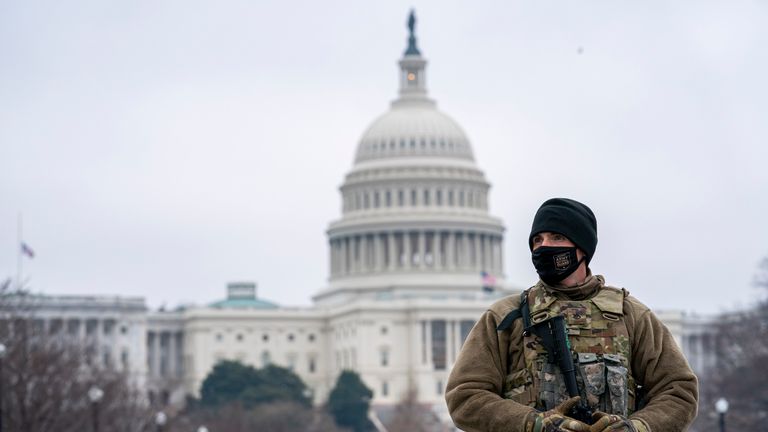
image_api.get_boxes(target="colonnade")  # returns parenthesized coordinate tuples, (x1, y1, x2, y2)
(343, 185, 487, 213)
(330, 230, 502, 277)
(147, 330, 184, 379)
(419, 319, 476, 371)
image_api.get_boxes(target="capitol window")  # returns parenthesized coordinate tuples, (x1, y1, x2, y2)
(382, 381, 389, 397)
(262, 334, 269, 342)
(215, 333, 223, 342)
(380, 348, 389, 367)
(287, 354, 297, 371)
(423, 190, 430, 205)
(385, 191, 392, 207)
(398, 190, 404, 206)
(308, 333, 316, 342)
(288, 333, 295, 342)
(411, 190, 417, 206)
(309, 356, 317, 373)
(121, 348, 129, 370)
(236, 333, 244, 342)
(436, 190, 442, 205)
(448, 190, 454, 206)
(459, 320, 475, 347)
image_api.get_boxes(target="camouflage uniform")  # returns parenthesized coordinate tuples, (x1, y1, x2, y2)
(445, 275, 698, 432)
(504, 281, 635, 417)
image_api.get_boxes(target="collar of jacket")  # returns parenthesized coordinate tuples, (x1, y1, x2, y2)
(540, 271, 603, 301)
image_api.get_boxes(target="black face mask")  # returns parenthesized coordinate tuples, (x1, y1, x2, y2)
(531, 246, 585, 286)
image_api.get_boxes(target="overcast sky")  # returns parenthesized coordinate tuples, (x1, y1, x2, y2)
(1, 1, 766, 315)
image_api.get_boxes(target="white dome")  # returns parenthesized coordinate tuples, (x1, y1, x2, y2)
(354, 102, 475, 163)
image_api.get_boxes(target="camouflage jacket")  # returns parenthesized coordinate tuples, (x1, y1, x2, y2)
(445, 275, 698, 432)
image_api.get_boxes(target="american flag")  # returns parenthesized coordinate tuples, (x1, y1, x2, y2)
(21, 242, 35, 259)
(481, 271, 496, 293)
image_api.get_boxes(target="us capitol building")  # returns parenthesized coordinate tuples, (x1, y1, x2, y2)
(8, 16, 714, 426)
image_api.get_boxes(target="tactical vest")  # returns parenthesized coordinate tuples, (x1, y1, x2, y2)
(500, 285, 637, 416)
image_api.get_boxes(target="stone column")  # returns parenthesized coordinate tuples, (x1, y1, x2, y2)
(374, 233, 383, 271)
(168, 330, 177, 378)
(333, 238, 339, 275)
(463, 232, 471, 270)
(403, 232, 412, 269)
(473, 233, 482, 271)
(360, 235, 368, 273)
(453, 320, 461, 364)
(329, 240, 336, 277)
(420, 320, 428, 365)
(388, 232, 397, 271)
(498, 236, 504, 274)
(425, 320, 432, 366)
(351, 237, 358, 273)
(153, 330, 162, 378)
(483, 235, 492, 272)
(447, 232, 456, 271)
(418, 231, 426, 269)
(432, 232, 441, 269)
(446, 320, 455, 365)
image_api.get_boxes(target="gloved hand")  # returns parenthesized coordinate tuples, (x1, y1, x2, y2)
(524, 396, 591, 432)
(588, 412, 649, 432)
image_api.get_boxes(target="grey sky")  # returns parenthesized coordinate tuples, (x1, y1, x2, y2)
(1, 1, 766, 315)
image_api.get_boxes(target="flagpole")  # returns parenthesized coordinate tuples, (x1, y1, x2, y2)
(16, 213, 22, 291)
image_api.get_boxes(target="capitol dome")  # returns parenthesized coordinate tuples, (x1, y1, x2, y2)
(315, 15, 506, 305)
(354, 102, 475, 163)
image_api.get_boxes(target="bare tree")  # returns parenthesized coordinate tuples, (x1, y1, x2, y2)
(0, 286, 153, 432)
(385, 388, 442, 432)
(692, 257, 768, 431)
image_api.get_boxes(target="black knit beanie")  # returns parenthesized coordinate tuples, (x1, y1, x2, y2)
(529, 198, 598, 264)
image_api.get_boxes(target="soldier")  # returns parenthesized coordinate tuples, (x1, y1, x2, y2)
(446, 198, 698, 432)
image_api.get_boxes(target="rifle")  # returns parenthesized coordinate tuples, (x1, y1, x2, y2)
(526, 314, 594, 424)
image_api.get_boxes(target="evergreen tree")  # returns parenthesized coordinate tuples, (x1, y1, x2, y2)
(200, 360, 310, 408)
(200, 360, 261, 406)
(327, 370, 375, 432)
